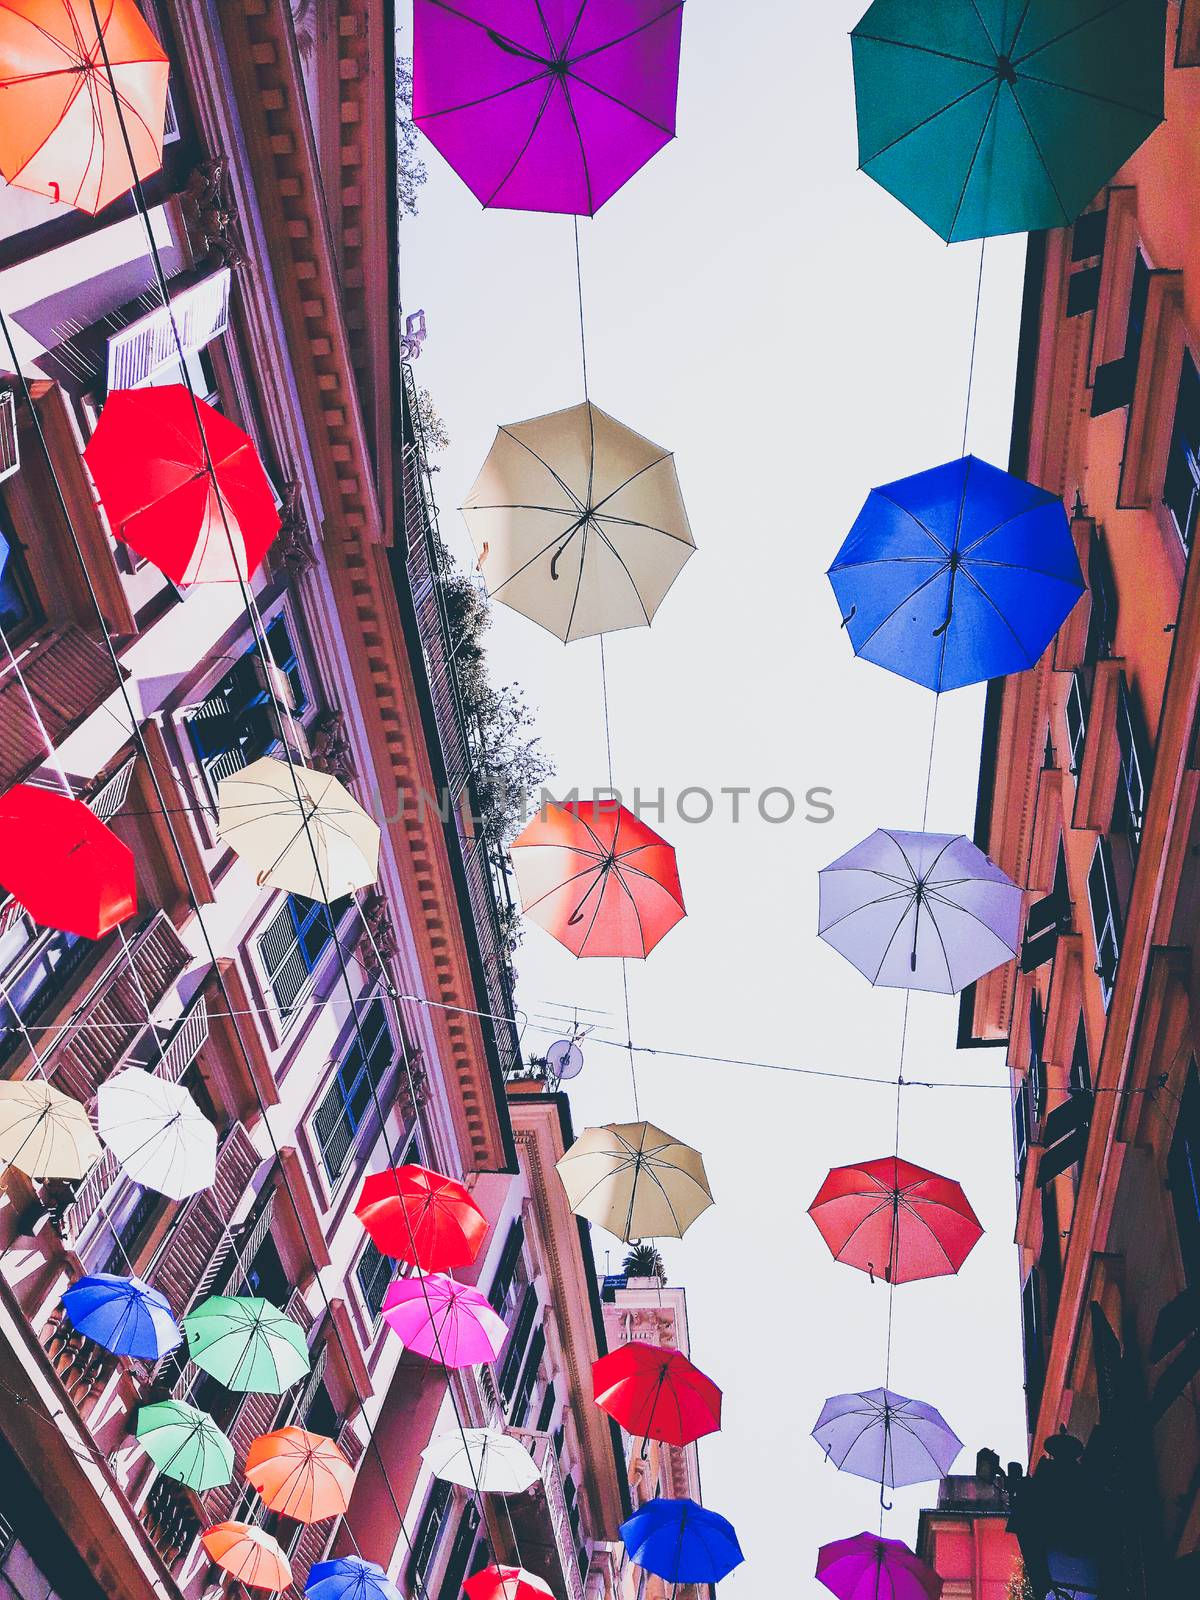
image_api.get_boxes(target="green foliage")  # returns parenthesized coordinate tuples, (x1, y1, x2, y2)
(622, 1243, 668, 1283)
(396, 54, 428, 218)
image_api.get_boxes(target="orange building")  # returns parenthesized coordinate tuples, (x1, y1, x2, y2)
(916, 1458, 1021, 1600)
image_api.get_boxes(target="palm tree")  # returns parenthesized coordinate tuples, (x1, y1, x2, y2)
(622, 1243, 666, 1283)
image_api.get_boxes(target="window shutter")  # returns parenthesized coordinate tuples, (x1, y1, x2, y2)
(314, 1073, 352, 1181)
(1165, 351, 1200, 545)
(1066, 267, 1101, 318)
(1086, 534, 1118, 658)
(1071, 209, 1107, 261)
(1021, 892, 1066, 972)
(1116, 673, 1152, 841)
(408, 1479, 453, 1585)
(0, 390, 19, 483)
(437, 1503, 481, 1600)
(202, 1389, 285, 1523)
(1087, 838, 1122, 1003)
(1065, 671, 1089, 773)
(259, 899, 310, 1016)
(511, 1326, 546, 1427)
(499, 1283, 539, 1401)
(106, 268, 232, 392)
(0, 626, 125, 791)
(1037, 1091, 1093, 1186)
(488, 1218, 525, 1310)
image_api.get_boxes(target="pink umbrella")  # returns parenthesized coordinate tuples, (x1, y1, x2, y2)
(381, 1274, 507, 1368)
(816, 1534, 942, 1600)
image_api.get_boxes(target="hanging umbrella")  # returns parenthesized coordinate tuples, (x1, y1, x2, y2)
(620, 1497, 744, 1585)
(134, 1400, 234, 1491)
(592, 1341, 721, 1448)
(851, 0, 1164, 242)
(216, 757, 380, 902)
(422, 1427, 540, 1494)
(463, 402, 695, 640)
(557, 1121, 712, 1242)
(511, 801, 685, 958)
(354, 1164, 488, 1273)
(464, 1568, 555, 1600)
(813, 1388, 962, 1491)
(245, 1426, 355, 1523)
(201, 1523, 292, 1593)
(184, 1296, 310, 1394)
(808, 1157, 983, 1285)
(0, 1078, 100, 1179)
(381, 1274, 508, 1368)
(817, 1533, 942, 1600)
(0, 787, 136, 939)
(61, 1272, 181, 1360)
(828, 456, 1082, 691)
(0, 0, 168, 214)
(97, 1068, 216, 1201)
(307, 1558, 401, 1600)
(83, 387, 280, 584)
(818, 828, 1021, 994)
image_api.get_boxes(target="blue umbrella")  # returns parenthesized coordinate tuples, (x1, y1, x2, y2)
(60, 1272, 181, 1360)
(306, 1558, 400, 1600)
(828, 455, 1083, 692)
(620, 1497, 744, 1585)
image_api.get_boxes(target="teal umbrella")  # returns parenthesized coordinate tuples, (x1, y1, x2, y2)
(135, 1400, 234, 1491)
(851, 0, 1165, 241)
(183, 1295, 310, 1394)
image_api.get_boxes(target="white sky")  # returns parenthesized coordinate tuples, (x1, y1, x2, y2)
(400, 1, 1031, 1589)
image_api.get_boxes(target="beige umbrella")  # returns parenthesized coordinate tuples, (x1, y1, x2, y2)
(555, 1120, 713, 1242)
(0, 1078, 101, 1180)
(217, 757, 380, 903)
(462, 401, 696, 642)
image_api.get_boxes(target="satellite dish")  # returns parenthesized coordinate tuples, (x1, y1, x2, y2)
(546, 1038, 584, 1080)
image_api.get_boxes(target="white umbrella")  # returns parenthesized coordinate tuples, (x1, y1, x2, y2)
(0, 1078, 100, 1180)
(422, 1429, 540, 1494)
(98, 1068, 216, 1200)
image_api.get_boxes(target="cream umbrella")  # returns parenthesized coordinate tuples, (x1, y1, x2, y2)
(462, 402, 696, 642)
(422, 1428, 540, 1494)
(555, 1121, 713, 1242)
(0, 1078, 101, 1180)
(216, 757, 380, 903)
(98, 1067, 217, 1201)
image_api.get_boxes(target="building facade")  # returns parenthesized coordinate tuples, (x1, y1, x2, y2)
(916, 1463, 1021, 1600)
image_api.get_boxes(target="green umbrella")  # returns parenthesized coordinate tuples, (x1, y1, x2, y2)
(134, 1400, 235, 1491)
(851, 0, 1165, 241)
(183, 1295, 310, 1394)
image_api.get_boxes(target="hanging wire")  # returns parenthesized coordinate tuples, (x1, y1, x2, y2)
(961, 239, 987, 458)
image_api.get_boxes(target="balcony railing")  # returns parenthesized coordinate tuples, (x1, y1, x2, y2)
(510, 1429, 587, 1600)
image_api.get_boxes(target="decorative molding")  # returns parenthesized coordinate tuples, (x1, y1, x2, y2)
(270, 480, 318, 577)
(309, 708, 356, 784)
(182, 156, 248, 271)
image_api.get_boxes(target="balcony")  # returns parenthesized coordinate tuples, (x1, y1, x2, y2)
(0, 623, 128, 791)
(506, 1430, 587, 1600)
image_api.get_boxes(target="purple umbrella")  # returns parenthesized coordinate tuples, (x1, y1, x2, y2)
(413, 0, 685, 215)
(816, 1534, 942, 1600)
(818, 829, 1021, 994)
(812, 1388, 962, 1500)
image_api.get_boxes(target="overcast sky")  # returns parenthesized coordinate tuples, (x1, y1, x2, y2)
(400, 1, 1031, 1589)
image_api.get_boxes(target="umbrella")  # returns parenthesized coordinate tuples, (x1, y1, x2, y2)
(0, 1078, 100, 1179)
(620, 1497, 744, 1585)
(0, 787, 136, 939)
(83, 387, 280, 584)
(184, 1296, 310, 1393)
(462, 402, 695, 640)
(0, 0, 168, 213)
(307, 1558, 401, 1600)
(557, 1121, 712, 1242)
(381, 1274, 508, 1368)
(245, 1426, 354, 1523)
(592, 1341, 721, 1448)
(511, 801, 685, 958)
(354, 1164, 488, 1273)
(97, 1068, 216, 1201)
(201, 1523, 292, 1593)
(817, 1533, 942, 1600)
(61, 1272, 181, 1360)
(464, 1568, 554, 1600)
(808, 1157, 983, 1285)
(812, 1388, 962, 1493)
(818, 828, 1021, 994)
(217, 757, 380, 902)
(828, 456, 1082, 692)
(422, 1427, 540, 1494)
(413, 0, 683, 216)
(134, 1400, 234, 1491)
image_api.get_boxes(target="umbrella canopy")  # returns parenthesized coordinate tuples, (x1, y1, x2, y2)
(818, 828, 1021, 994)
(97, 1068, 216, 1201)
(202, 1523, 292, 1593)
(184, 1296, 310, 1393)
(217, 757, 380, 903)
(381, 1274, 508, 1368)
(245, 1426, 354, 1523)
(828, 456, 1082, 691)
(808, 1157, 983, 1285)
(592, 1341, 721, 1447)
(0, 1078, 100, 1179)
(0, 0, 168, 213)
(813, 1387, 962, 1489)
(851, 0, 1165, 242)
(83, 387, 280, 584)
(61, 1272, 180, 1360)
(307, 1558, 401, 1600)
(464, 1568, 555, 1600)
(422, 1427, 540, 1494)
(557, 1121, 712, 1242)
(620, 1497, 744, 1585)
(511, 801, 685, 958)
(354, 1164, 488, 1273)
(134, 1400, 234, 1491)
(0, 787, 136, 939)
(817, 1533, 942, 1600)
(463, 402, 695, 640)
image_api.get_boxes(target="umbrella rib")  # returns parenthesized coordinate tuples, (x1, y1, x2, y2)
(589, 451, 675, 517)
(1004, 82, 1072, 226)
(944, 79, 1002, 243)
(531, 0, 560, 54)
(563, 520, 591, 641)
(556, 72, 596, 218)
(418, 71, 552, 121)
(484, 79, 558, 207)
(591, 521, 652, 624)
(1010, 67, 1162, 121)
(568, 4, 683, 67)
(965, 0, 1001, 55)
(846, 562, 951, 655)
(849, 29, 992, 70)
(611, 859, 652, 956)
(957, 561, 1040, 667)
(896, 1198, 958, 1271)
(858, 75, 996, 167)
(1012, 0, 1136, 69)
(594, 511, 694, 547)
(564, 69, 675, 137)
(496, 426, 586, 511)
(481, 511, 586, 599)
(417, 0, 543, 58)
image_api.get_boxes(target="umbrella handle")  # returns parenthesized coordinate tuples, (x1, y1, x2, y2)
(879, 1483, 893, 1511)
(931, 616, 950, 638)
(840, 605, 856, 629)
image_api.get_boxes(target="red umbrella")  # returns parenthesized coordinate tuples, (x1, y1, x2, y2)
(592, 1341, 721, 1449)
(464, 1568, 554, 1600)
(354, 1164, 488, 1273)
(83, 387, 280, 584)
(807, 1156, 982, 1285)
(0, 786, 135, 939)
(510, 800, 685, 958)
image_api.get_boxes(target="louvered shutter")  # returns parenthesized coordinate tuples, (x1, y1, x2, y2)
(105, 269, 231, 392)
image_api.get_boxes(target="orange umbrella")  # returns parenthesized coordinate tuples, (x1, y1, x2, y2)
(201, 1522, 291, 1592)
(245, 1426, 354, 1523)
(0, 0, 168, 214)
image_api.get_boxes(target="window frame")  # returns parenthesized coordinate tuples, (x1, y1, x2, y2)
(1163, 346, 1200, 552)
(1168, 1062, 1200, 1288)
(1086, 837, 1122, 1008)
(311, 996, 398, 1186)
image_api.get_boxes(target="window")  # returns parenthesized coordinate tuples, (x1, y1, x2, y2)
(1086, 837, 1122, 1006)
(1069, 1015, 1092, 1096)
(1014, 1078, 1031, 1180)
(1115, 674, 1152, 848)
(312, 998, 395, 1183)
(1022, 1268, 1045, 1429)
(1021, 842, 1071, 973)
(408, 1479, 452, 1589)
(1085, 530, 1118, 662)
(536, 1380, 557, 1433)
(488, 1219, 525, 1311)
(188, 616, 310, 785)
(258, 894, 344, 1017)
(105, 267, 232, 393)
(511, 1327, 546, 1429)
(1037, 1086, 1093, 1187)
(1066, 208, 1106, 317)
(1065, 670, 1089, 775)
(1168, 1062, 1200, 1286)
(1164, 349, 1200, 551)
(356, 1238, 395, 1321)
(303, 1380, 338, 1439)
(0, 909, 88, 1065)
(0, 516, 39, 645)
(1092, 250, 1151, 415)
(498, 1283, 539, 1404)
(1028, 991, 1047, 1121)
(240, 1230, 290, 1308)
(437, 1504, 480, 1600)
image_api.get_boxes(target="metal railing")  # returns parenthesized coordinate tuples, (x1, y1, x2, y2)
(510, 1429, 587, 1600)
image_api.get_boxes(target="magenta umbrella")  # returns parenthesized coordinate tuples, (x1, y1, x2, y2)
(816, 1534, 942, 1600)
(413, 0, 685, 215)
(381, 1274, 508, 1368)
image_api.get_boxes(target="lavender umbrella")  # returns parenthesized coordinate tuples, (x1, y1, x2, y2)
(413, 0, 685, 215)
(812, 1388, 962, 1496)
(818, 829, 1021, 994)
(817, 1534, 942, 1600)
